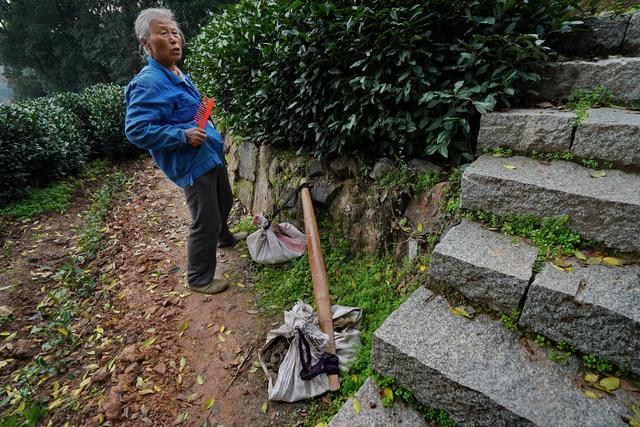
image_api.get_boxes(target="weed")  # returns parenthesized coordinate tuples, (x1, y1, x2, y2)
(580, 159, 613, 170)
(373, 374, 457, 426)
(412, 171, 441, 195)
(530, 150, 574, 162)
(488, 147, 514, 158)
(231, 215, 257, 234)
(500, 308, 521, 332)
(376, 164, 442, 197)
(549, 351, 572, 366)
(583, 354, 614, 374)
(442, 168, 462, 216)
(566, 86, 613, 127)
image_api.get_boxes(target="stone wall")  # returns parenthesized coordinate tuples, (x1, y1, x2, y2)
(224, 135, 449, 255)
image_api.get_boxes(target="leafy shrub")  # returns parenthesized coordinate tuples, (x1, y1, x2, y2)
(188, 0, 581, 160)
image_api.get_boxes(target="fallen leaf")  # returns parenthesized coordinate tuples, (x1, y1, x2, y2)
(590, 171, 607, 178)
(176, 373, 183, 385)
(197, 374, 205, 385)
(584, 373, 598, 383)
(417, 223, 423, 233)
(178, 320, 189, 337)
(603, 256, 623, 266)
(174, 411, 188, 425)
(383, 387, 393, 402)
(583, 389, 600, 399)
(352, 398, 362, 414)
(246, 309, 259, 315)
(179, 357, 187, 371)
(351, 374, 359, 382)
(449, 306, 472, 319)
(218, 334, 226, 343)
(502, 164, 517, 170)
(418, 264, 426, 272)
(574, 250, 587, 261)
(633, 405, 640, 418)
(261, 401, 268, 414)
(219, 325, 225, 333)
(314, 423, 328, 427)
(599, 377, 619, 392)
(139, 388, 155, 395)
(141, 337, 156, 347)
(205, 398, 215, 411)
(536, 101, 554, 109)
(0, 359, 13, 369)
(629, 419, 640, 427)
(586, 257, 602, 265)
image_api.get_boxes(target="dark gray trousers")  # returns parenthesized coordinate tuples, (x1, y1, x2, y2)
(184, 165, 233, 286)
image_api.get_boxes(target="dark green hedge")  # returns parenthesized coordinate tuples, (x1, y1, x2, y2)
(0, 83, 138, 206)
(187, 0, 581, 160)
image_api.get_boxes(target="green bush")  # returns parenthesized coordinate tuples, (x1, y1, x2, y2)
(188, 0, 581, 160)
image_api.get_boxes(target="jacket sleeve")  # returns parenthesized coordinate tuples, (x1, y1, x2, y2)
(125, 81, 195, 151)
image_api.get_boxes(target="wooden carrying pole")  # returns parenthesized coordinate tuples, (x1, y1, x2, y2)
(300, 181, 340, 391)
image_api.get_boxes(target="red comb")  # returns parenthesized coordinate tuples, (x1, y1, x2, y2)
(194, 96, 215, 129)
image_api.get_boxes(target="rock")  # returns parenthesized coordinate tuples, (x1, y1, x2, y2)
(407, 159, 442, 174)
(10, 339, 38, 360)
(310, 178, 341, 205)
(306, 158, 326, 178)
(237, 142, 258, 181)
(252, 145, 275, 216)
(369, 158, 396, 180)
(103, 389, 122, 420)
(572, 108, 640, 170)
(153, 361, 167, 375)
(268, 158, 281, 184)
(536, 57, 640, 104)
(226, 140, 240, 190)
(623, 12, 640, 55)
(120, 344, 140, 363)
(403, 182, 450, 234)
(520, 262, 640, 374)
(372, 287, 630, 427)
(329, 157, 357, 178)
(234, 179, 254, 212)
(477, 109, 573, 154)
(461, 155, 640, 253)
(329, 378, 428, 427)
(550, 14, 631, 56)
(428, 220, 537, 312)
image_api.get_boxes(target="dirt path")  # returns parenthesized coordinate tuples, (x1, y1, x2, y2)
(0, 159, 307, 426)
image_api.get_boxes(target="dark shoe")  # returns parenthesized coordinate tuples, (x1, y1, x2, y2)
(217, 231, 248, 248)
(188, 279, 229, 294)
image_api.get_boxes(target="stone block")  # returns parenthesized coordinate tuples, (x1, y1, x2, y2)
(238, 142, 258, 181)
(520, 262, 640, 374)
(369, 158, 396, 180)
(461, 155, 640, 252)
(622, 12, 640, 55)
(429, 220, 537, 312)
(310, 177, 341, 205)
(572, 108, 640, 170)
(252, 145, 274, 215)
(403, 182, 450, 235)
(234, 179, 254, 211)
(372, 287, 631, 427)
(329, 378, 428, 427)
(477, 109, 574, 153)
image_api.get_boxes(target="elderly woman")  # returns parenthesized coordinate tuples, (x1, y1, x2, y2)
(125, 8, 242, 294)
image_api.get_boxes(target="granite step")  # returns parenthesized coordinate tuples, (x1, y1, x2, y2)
(477, 107, 640, 170)
(428, 220, 538, 313)
(372, 287, 637, 427)
(460, 155, 640, 253)
(329, 378, 428, 427)
(536, 57, 640, 105)
(520, 262, 640, 375)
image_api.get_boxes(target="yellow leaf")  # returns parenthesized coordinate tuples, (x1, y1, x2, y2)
(0, 359, 13, 369)
(417, 223, 423, 233)
(590, 170, 607, 178)
(179, 357, 187, 371)
(314, 423, 328, 427)
(418, 264, 426, 272)
(0, 332, 9, 336)
(219, 325, 226, 333)
(449, 306, 472, 319)
(108, 358, 117, 372)
(586, 257, 602, 265)
(142, 337, 156, 347)
(350, 374, 359, 382)
(139, 388, 155, 395)
(632, 405, 640, 418)
(599, 377, 619, 392)
(574, 250, 587, 261)
(551, 262, 571, 272)
(174, 411, 188, 425)
(603, 256, 622, 266)
(383, 388, 393, 402)
(205, 398, 215, 411)
(218, 334, 226, 343)
(629, 419, 640, 427)
(584, 373, 598, 383)
(197, 374, 205, 385)
(4, 332, 17, 341)
(178, 320, 189, 336)
(261, 401, 268, 414)
(352, 398, 362, 414)
(52, 381, 60, 398)
(502, 164, 517, 170)
(583, 389, 600, 399)
(95, 326, 104, 335)
(206, 323, 214, 328)
(553, 257, 571, 268)
(47, 398, 64, 410)
(176, 373, 182, 385)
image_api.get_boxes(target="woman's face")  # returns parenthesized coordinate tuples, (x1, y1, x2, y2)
(144, 18, 182, 68)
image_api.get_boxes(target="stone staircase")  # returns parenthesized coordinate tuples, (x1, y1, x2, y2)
(331, 12, 640, 427)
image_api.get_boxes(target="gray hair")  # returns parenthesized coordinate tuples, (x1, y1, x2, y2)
(134, 8, 185, 56)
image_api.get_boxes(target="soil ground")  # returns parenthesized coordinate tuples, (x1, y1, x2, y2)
(0, 159, 309, 426)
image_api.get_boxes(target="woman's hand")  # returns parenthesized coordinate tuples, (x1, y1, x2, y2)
(184, 127, 207, 147)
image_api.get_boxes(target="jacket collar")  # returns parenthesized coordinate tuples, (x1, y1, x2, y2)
(146, 56, 200, 98)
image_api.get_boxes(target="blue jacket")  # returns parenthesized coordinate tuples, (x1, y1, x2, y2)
(125, 57, 224, 187)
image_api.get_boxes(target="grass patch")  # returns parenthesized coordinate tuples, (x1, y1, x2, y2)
(376, 164, 442, 197)
(253, 233, 421, 425)
(500, 308, 521, 332)
(565, 85, 613, 127)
